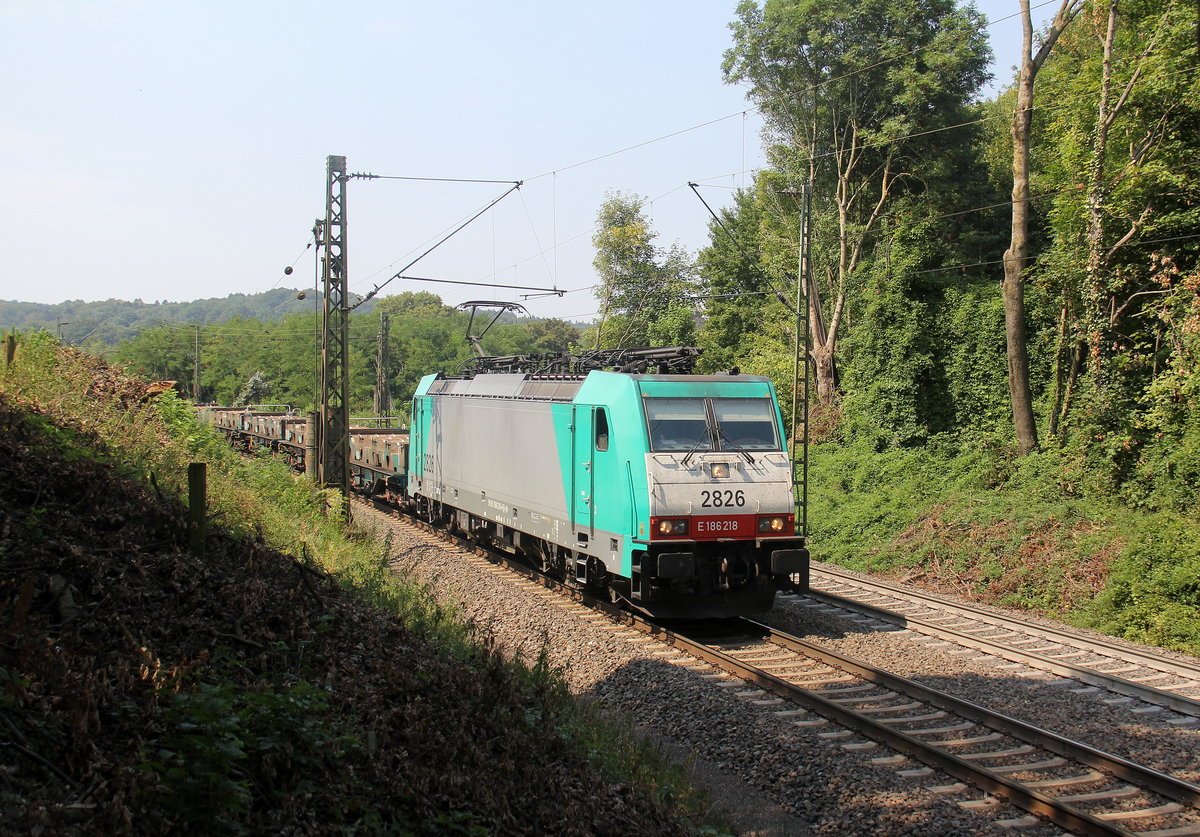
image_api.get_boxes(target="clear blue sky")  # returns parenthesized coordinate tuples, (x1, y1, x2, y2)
(1, 0, 1050, 322)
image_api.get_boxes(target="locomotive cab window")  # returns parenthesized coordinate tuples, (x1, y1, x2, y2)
(645, 398, 712, 452)
(595, 408, 609, 452)
(711, 398, 780, 450)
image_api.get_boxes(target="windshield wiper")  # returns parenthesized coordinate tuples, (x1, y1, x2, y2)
(679, 426, 714, 468)
(716, 426, 756, 465)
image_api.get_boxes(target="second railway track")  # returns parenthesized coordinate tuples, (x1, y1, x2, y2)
(799, 565, 1200, 721)
(665, 618, 1200, 836)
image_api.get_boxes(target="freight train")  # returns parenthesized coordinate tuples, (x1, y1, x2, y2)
(200, 347, 809, 618)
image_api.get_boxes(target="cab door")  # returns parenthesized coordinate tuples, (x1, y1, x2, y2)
(571, 405, 595, 534)
(410, 398, 425, 489)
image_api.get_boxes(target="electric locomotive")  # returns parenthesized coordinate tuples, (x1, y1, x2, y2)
(407, 347, 808, 618)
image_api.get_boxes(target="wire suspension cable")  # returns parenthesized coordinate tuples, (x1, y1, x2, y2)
(266, 3, 1192, 324)
(524, 112, 747, 182)
(352, 182, 524, 309)
(689, 182, 797, 314)
(393, 274, 564, 295)
(350, 173, 520, 185)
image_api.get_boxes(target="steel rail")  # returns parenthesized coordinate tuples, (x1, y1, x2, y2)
(638, 618, 1143, 837)
(737, 618, 1200, 809)
(814, 565, 1200, 682)
(804, 568, 1200, 718)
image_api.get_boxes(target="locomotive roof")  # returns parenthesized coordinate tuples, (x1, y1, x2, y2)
(419, 370, 771, 403)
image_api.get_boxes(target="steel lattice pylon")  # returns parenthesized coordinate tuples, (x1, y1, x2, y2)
(787, 183, 812, 542)
(319, 155, 351, 516)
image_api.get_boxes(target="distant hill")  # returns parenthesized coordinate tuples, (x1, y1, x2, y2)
(0, 289, 375, 348)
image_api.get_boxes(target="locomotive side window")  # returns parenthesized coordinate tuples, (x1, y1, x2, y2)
(595, 408, 609, 452)
(711, 398, 780, 450)
(645, 398, 712, 452)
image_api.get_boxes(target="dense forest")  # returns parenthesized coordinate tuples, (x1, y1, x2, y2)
(16, 0, 1200, 650)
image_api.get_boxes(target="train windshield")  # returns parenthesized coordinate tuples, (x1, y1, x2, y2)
(711, 398, 780, 450)
(645, 397, 780, 452)
(645, 398, 712, 452)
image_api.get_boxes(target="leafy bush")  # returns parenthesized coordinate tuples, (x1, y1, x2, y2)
(808, 433, 1200, 652)
(142, 679, 360, 834)
(1081, 515, 1200, 651)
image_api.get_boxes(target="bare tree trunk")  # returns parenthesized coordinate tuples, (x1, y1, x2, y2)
(1003, 0, 1084, 455)
(812, 345, 838, 406)
(1048, 302, 1069, 438)
(807, 121, 890, 407)
(804, 267, 840, 405)
(1001, 259, 1039, 454)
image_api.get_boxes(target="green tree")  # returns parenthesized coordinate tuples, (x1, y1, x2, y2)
(267, 311, 322, 412)
(234, 371, 273, 407)
(389, 313, 473, 397)
(110, 323, 195, 385)
(592, 193, 698, 349)
(375, 291, 453, 319)
(195, 317, 273, 406)
(526, 318, 581, 354)
(696, 188, 774, 372)
(723, 0, 992, 404)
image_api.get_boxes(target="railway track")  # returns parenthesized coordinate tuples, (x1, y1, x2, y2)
(664, 618, 1200, 837)
(364, 501, 1200, 835)
(799, 566, 1200, 722)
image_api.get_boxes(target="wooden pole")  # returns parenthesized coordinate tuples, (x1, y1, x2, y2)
(188, 462, 207, 555)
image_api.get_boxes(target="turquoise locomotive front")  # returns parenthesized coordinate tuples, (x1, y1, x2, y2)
(408, 369, 808, 617)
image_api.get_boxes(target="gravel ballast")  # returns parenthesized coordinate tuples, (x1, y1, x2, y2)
(363, 508, 1127, 836)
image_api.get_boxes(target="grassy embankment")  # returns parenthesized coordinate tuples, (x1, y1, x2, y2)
(0, 332, 726, 836)
(808, 434, 1200, 655)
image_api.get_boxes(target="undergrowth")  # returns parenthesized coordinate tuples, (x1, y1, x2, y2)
(0, 332, 726, 835)
(808, 433, 1200, 655)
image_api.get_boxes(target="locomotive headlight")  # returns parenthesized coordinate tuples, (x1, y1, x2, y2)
(657, 518, 689, 536)
(709, 462, 730, 479)
(757, 516, 787, 533)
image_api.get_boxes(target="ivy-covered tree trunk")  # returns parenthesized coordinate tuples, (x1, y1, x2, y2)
(1085, 0, 1119, 298)
(1002, 0, 1083, 455)
(811, 344, 838, 406)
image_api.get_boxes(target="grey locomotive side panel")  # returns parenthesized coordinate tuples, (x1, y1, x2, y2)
(427, 396, 569, 520)
(419, 395, 626, 573)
